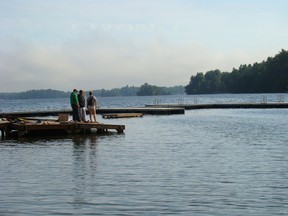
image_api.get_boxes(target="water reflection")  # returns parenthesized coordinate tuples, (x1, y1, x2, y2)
(71, 135, 98, 210)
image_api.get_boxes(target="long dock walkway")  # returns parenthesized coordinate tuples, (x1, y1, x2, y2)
(145, 102, 288, 110)
(0, 107, 185, 118)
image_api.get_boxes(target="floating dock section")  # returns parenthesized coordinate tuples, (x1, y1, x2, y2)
(102, 113, 143, 119)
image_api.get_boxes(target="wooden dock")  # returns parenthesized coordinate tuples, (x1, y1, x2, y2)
(0, 107, 184, 139)
(145, 102, 288, 110)
(0, 119, 125, 139)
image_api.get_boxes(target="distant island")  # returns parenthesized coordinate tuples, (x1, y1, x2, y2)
(0, 84, 185, 100)
(185, 49, 288, 94)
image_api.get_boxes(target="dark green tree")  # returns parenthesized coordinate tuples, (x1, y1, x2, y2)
(185, 49, 288, 94)
(136, 83, 170, 96)
(185, 72, 205, 94)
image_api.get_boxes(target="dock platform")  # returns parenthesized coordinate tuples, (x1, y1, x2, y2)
(0, 119, 125, 139)
(0, 106, 184, 139)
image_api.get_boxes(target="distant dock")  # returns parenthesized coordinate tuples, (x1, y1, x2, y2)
(145, 102, 288, 110)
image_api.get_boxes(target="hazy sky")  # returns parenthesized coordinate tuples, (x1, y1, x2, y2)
(1, 0, 288, 92)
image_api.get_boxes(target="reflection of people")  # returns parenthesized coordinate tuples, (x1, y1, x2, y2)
(87, 91, 97, 122)
(70, 89, 80, 122)
(78, 90, 87, 122)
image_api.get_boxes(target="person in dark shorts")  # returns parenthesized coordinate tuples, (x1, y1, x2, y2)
(78, 90, 87, 122)
(70, 89, 80, 122)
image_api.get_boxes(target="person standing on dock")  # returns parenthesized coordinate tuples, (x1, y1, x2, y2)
(87, 91, 97, 122)
(78, 90, 87, 122)
(70, 89, 80, 122)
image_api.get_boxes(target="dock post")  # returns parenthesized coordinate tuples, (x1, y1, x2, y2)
(18, 129, 25, 139)
(116, 129, 124, 134)
(0, 129, 4, 139)
(4, 126, 12, 139)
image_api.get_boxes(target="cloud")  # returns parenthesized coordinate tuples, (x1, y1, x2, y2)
(1, 33, 275, 93)
(1, 0, 288, 92)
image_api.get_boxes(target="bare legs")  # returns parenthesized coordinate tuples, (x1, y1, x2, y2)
(88, 108, 97, 122)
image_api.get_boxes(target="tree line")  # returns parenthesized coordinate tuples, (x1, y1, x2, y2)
(0, 89, 68, 100)
(185, 49, 288, 94)
(0, 85, 185, 100)
(1, 49, 286, 99)
(136, 83, 184, 96)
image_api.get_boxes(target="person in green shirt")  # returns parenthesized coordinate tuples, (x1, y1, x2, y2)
(70, 89, 80, 122)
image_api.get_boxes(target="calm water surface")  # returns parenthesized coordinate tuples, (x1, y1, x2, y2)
(1, 94, 288, 215)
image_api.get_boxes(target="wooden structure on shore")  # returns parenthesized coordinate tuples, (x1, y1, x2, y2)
(0, 118, 125, 139)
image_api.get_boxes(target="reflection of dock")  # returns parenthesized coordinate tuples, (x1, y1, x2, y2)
(145, 102, 288, 110)
(0, 119, 125, 139)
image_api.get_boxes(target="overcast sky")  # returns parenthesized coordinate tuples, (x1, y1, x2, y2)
(0, 0, 287, 92)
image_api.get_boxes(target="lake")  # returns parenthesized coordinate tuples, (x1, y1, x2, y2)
(1, 94, 288, 215)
